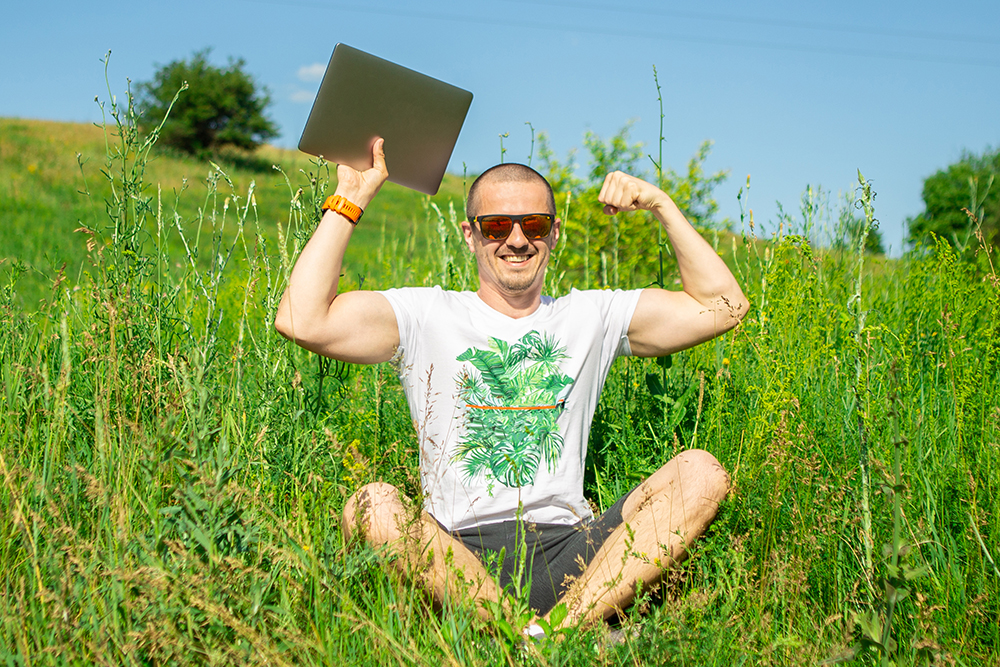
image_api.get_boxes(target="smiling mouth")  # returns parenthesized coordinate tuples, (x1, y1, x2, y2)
(501, 254, 533, 264)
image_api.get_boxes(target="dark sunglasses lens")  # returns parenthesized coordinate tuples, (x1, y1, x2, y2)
(520, 214, 552, 239)
(479, 216, 513, 240)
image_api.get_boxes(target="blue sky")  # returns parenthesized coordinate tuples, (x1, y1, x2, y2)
(3, 0, 999, 254)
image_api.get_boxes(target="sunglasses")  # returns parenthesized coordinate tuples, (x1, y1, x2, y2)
(469, 213, 555, 241)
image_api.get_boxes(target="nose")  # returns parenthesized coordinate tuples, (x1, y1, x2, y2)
(505, 221, 529, 248)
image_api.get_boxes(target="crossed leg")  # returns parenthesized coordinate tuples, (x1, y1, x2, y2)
(341, 481, 503, 620)
(341, 448, 729, 626)
(552, 448, 730, 625)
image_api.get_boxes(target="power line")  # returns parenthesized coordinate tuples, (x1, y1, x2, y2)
(505, 0, 1000, 47)
(245, 0, 1000, 68)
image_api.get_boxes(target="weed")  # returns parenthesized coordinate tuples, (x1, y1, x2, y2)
(0, 61, 998, 666)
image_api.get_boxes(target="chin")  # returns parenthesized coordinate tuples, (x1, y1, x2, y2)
(497, 266, 539, 292)
(498, 280, 536, 294)
(497, 269, 544, 294)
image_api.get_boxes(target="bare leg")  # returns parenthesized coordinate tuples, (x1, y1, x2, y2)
(552, 449, 730, 625)
(342, 482, 504, 620)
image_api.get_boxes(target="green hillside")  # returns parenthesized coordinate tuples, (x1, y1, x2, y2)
(1, 114, 998, 666)
(0, 117, 470, 308)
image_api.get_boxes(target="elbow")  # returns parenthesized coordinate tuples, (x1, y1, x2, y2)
(274, 313, 290, 340)
(273, 308, 330, 351)
(725, 286, 750, 329)
(714, 282, 749, 334)
(273, 303, 296, 341)
(273, 291, 308, 342)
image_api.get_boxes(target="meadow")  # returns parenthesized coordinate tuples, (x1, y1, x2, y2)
(0, 87, 998, 666)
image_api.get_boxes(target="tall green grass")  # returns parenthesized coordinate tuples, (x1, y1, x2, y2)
(1, 78, 998, 666)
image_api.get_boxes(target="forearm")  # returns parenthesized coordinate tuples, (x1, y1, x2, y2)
(652, 197, 746, 316)
(601, 170, 747, 355)
(274, 137, 389, 344)
(274, 208, 356, 340)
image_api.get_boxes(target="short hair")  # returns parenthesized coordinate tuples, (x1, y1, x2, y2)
(465, 163, 556, 219)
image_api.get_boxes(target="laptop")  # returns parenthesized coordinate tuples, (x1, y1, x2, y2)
(298, 44, 474, 195)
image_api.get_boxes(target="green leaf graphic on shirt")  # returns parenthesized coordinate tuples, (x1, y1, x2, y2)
(454, 331, 574, 488)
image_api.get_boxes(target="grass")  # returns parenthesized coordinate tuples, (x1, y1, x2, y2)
(0, 84, 998, 666)
(0, 117, 468, 310)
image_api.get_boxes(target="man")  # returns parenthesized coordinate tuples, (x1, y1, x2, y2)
(274, 137, 747, 631)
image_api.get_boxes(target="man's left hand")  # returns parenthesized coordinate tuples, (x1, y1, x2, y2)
(598, 171, 669, 216)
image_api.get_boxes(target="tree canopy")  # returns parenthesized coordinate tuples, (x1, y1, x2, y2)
(535, 123, 730, 290)
(907, 147, 999, 252)
(136, 49, 278, 157)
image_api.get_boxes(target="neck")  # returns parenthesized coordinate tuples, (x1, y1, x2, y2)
(476, 284, 543, 319)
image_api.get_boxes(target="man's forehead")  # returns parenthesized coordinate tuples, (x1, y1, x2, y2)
(477, 179, 550, 202)
(475, 181, 550, 211)
(479, 177, 547, 192)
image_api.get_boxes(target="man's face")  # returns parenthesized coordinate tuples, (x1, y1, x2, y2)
(461, 180, 560, 298)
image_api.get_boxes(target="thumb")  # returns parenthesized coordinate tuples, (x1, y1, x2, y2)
(371, 137, 388, 175)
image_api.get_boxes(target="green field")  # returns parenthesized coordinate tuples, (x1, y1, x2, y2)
(1, 109, 998, 666)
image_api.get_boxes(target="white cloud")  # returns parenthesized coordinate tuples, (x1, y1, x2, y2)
(297, 62, 326, 82)
(290, 89, 315, 104)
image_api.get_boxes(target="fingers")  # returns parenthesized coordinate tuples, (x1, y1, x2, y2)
(598, 171, 642, 215)
(598, 171, 666, 215)
(333, 138, 388, 209)
(336, 161, 361, 190)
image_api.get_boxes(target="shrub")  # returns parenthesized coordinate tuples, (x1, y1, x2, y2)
(906, 146, 999, 253)
(136, 48, 278, 157)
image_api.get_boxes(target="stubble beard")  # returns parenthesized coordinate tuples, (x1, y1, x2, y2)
(489, 252, 547, 295)
(497, 270, 537, 294)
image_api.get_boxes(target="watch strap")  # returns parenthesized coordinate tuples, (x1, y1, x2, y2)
(321, 195, 364, 224)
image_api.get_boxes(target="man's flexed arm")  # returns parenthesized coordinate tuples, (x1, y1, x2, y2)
(274, 138, 399, 363)
(598, 171, 748, 358)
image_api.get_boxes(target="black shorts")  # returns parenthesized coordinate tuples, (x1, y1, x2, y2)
(441, 489, 634, 617)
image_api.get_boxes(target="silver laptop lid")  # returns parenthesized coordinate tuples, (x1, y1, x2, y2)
(298, 44, 473, 196)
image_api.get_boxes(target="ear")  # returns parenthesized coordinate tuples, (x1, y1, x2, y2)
(461, 219, 476, 252)
(551, 217, 561, 247)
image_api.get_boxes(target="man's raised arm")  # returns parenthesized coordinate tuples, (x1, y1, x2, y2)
(597, 171, 749, 358)
(274, 138, 400, 364)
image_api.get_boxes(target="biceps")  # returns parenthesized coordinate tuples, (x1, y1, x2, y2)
(627, 288, 738, 357)
(290, 291, 400, 364)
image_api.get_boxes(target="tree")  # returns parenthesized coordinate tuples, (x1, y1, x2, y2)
(136, 49, 278, 157)
(906, 147, 999, 253)
(536, 123, 729, 289)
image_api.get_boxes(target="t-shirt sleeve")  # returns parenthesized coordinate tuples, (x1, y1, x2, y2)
(379, 288, 410, 350)
(612, 289, 643, 357)
(583, 288, 643, 359)
(379, 286, 440, 366)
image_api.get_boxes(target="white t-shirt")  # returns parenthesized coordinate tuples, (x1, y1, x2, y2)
(380, 287, 642, 531)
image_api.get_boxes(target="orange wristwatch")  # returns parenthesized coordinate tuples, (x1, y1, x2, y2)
(321, 195, 364, 224)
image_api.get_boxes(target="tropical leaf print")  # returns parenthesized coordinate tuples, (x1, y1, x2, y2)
(454, 331, 573, 488)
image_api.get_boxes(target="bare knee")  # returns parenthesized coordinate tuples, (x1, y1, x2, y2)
(635, 449, 729, 508)
(341, 481, 409, 545)
(679, 449, 730, 500)
(677, 448, 730, 503)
